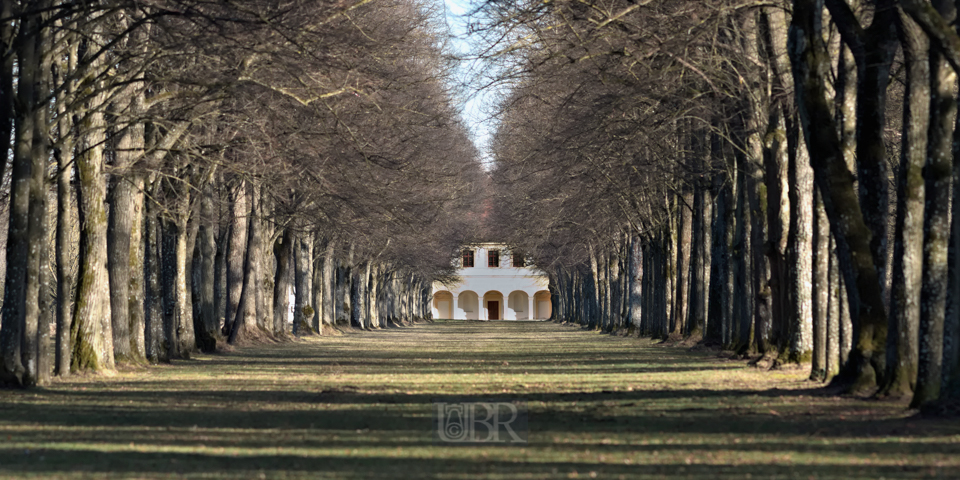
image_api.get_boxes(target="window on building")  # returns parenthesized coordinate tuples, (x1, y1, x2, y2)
(513, 251, 525, 267)
(462, 249, 474, 268)
(488, 249, 500, 268)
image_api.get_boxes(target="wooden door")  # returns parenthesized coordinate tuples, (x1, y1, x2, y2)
(488, 301, 499, 320)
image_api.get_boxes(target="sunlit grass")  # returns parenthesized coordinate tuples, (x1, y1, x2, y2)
(0, 320, 957, 479)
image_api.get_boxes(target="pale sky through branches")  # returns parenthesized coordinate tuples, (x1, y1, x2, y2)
(442, 0, 500, 169)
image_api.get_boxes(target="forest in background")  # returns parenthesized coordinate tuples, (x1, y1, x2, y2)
(0, 0, 486, 387)
(483, 0, 960, 410)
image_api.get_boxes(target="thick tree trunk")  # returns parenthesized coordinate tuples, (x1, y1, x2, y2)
(246, 186, 264, 333)
(143, 184, 166, 363)
(195, 184, 218, 351)
(107, 83, 146, 364)
(322, 240, 336, 328)
(706, 179, 724, 344)
(161, 218, 182, 359)
(676, 192, 693, 337)
(790, 1, 887, 392)
(224, 183, 248, 335)
(23, 22, 52, 386)
(733, 151, 754, 352)
(913, 6, 957, 406)
(787, 123, 814, 363)
(54, 156, 77, 378)
(294, 230, 314, 334)
(228, 188, 261, 344)
(630, 236, 643, 331)
(70, 56, 114, 373)
(764, 106, 791, 356)
(107, 176, 140, 363)
(883, 14, 928, 398)
(0, 12, 37, 384)
(351, 262, 364, 328)
(37, 185, 54, 386)
(946, 88, 960, 401)
(273, 227, 293, 335)
(368, 264, 380, 328)
(689, 186, 705, 338)
(214, 222, 227, 332)
(53, 39, 78, 377)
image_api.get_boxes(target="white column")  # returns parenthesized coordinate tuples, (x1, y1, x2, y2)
(529, 294, 536, 319)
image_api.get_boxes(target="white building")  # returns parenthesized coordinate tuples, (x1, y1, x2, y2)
(432, 243, 552, 320)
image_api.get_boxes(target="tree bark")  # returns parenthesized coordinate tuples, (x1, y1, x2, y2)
(228, 187, 261, 344)
(195, 184, 218, 351)
(224, 183, 248, 335)
(813, 190, 831, 380)
(790, 0, 888, 392)
(883, 13, 928, 398)
(273, 227, 293, 335)
(144, 183, 166, 364)
(322, 240, 336, 328)
(294, 229, 315, 334)
(70, 43, 114, 373)
(913, 0, 957, 405)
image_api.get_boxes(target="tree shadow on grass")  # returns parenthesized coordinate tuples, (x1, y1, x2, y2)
(1, 321, 958, 479)
(0, 448, 949, 479)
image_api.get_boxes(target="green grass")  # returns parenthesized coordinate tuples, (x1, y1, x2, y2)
(1, 320, 958, 479)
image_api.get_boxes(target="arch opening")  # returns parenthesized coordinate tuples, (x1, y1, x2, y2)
(457, 291, 479, 320)
(507, 291, 530, 320)
(432, 291, 454, 320)
(483, 291, 504, 321)
(534, 290, 552, 319)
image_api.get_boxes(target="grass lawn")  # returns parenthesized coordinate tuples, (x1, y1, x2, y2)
(1, 320, 958, 479)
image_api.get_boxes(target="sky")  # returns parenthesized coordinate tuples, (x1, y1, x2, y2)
(441, 0, 500, 169)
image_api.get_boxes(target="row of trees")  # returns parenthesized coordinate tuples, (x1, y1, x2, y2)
(0, 0, 484, 387)
(484, 0, 959, 408)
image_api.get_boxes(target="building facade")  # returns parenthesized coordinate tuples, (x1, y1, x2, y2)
(431, 243, 552, 320)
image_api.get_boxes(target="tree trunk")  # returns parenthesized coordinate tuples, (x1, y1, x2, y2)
(228, 187, 261, 344)
(828, 235, 842, 378)
(707, 166, 729, 344)
(630, 236, 643, 331)
(224, 183, 248, 335)
(790, 1, 887, 392)
(787, 120, 814, 363)
(0, 11, 37, 384)
(322, 240, 336, 328)
(247, 186, 264, 333)
(70, 47, 114, 373)
(294, 229, 314, 334)
(161, 218, 181, 360)
(883, 13, 928, 398)
(144, 184, 166, 364)
(352, 262, 364, 328)
(107, 84, 146, 364)
(913, 2, 957, 405)
(812, 190, 831, 381)
(273, 227, 293, 335)
(53, 38, 78, 377)
(195, 184, 218, 351)
(676, 192, 693, 337)
(689, 185, 705, 338)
